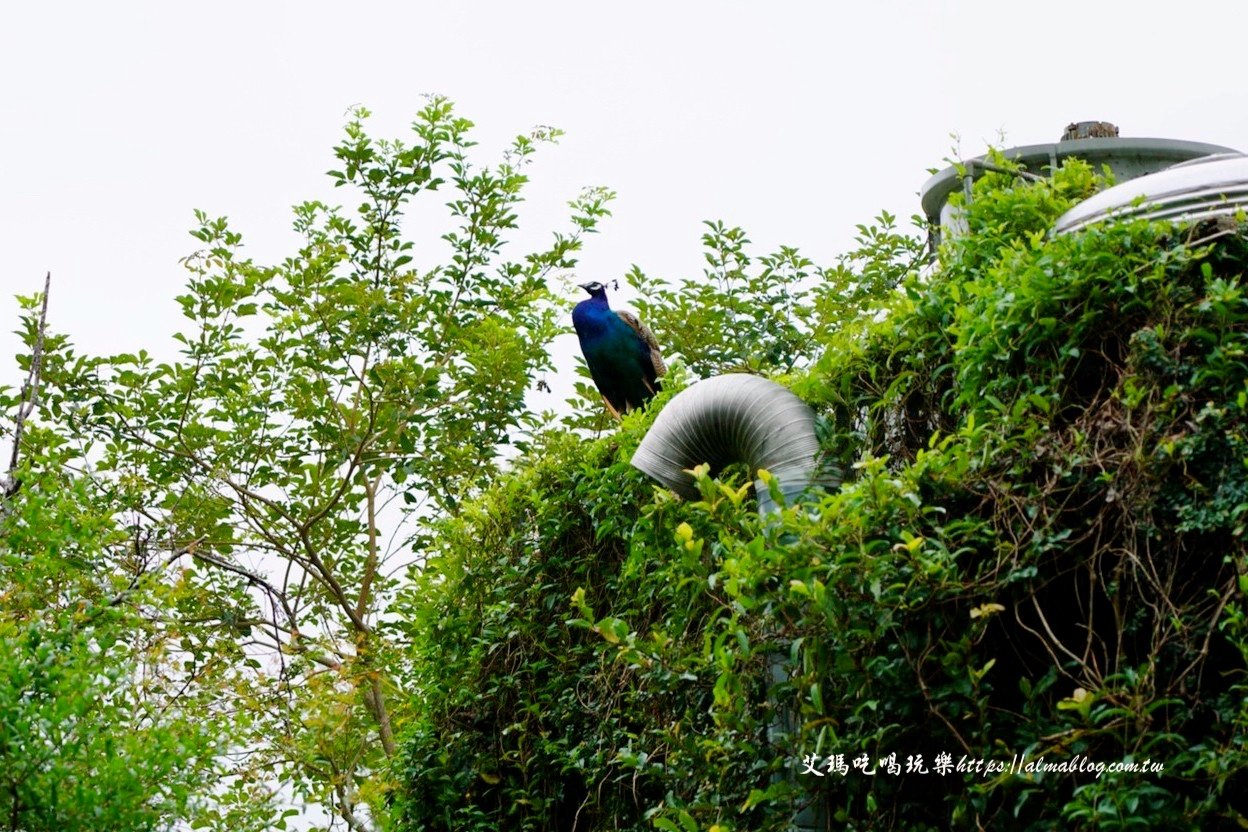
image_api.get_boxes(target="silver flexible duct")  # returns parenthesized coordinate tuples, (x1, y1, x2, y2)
(631, 373, 821, 514)
(631, 372, 827, 830)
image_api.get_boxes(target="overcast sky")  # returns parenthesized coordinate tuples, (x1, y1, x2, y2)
(4, 0, 1247, 396)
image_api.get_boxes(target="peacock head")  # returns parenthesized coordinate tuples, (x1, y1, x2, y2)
(578, 281, 608, 300)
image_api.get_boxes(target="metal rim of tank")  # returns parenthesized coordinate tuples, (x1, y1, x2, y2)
(921, 136, 1240, 248)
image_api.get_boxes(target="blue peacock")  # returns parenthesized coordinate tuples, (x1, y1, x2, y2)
(572, 281, 666, 419)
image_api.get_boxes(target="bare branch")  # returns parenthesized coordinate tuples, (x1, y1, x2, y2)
(4, 272, 51, 501)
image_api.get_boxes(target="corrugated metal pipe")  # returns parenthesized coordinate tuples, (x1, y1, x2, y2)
(631, 372, 829, 831)
(631, 373, 823, 514)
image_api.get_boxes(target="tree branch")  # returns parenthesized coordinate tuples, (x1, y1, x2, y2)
(4, 272, 51, 501)
(190, 545, 297, 628)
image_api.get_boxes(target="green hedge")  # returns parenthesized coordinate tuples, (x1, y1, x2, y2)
(390, 159, 1248, 831)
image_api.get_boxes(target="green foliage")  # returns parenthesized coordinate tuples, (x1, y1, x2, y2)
(0, 614, 212, 831)
(0, 399, 224, 830)
(628, 213, 925, 378)
(394, 158, 1248, 830)
(3, 99, 614, 829)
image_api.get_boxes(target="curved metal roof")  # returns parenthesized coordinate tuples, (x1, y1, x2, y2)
(1053, 152, 1248, 235)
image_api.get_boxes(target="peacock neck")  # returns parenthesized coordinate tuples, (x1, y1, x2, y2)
(573, 298, 614, 337)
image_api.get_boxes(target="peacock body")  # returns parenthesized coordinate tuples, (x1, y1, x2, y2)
(572, 282, 666, 418)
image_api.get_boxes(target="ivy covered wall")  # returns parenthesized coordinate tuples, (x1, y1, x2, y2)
(391, 159, 1248, 831)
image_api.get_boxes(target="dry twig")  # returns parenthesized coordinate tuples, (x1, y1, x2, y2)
(3, 272, 51, 502)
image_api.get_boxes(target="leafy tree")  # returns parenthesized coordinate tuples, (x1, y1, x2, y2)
(623, 213, 925, 379)
(0, 283, 226, 831)
(11, 98, 614, 829)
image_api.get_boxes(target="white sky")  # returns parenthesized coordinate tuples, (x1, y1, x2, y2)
(3, 0, 1247, 392)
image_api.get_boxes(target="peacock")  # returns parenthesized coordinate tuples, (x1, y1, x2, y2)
(572, 281, 666, 419)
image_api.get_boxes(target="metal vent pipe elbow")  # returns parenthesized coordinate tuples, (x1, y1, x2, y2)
(632, 373, 828, 831)
(633, 374, 828, 828)
(631, 374, 821, 514)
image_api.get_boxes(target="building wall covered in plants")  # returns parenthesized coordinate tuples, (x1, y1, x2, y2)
(391, 160, 1248, 830)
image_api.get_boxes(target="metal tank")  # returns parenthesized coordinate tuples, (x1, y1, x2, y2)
(921, 121, 1238, 249)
